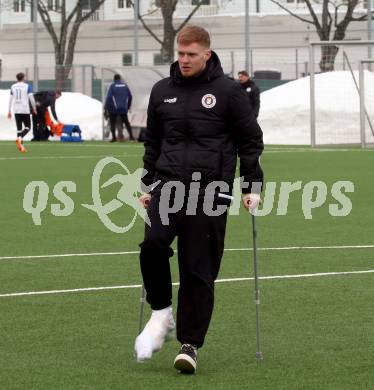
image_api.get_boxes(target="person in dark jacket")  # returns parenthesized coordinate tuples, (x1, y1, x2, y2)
(104, 74, 134, 142)
(32, 89, 61, 141)
(238, 70, 261, 118)
(134, 25, 264, 374)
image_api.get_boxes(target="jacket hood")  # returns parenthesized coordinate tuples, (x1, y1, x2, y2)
(170, 50, 224, 85)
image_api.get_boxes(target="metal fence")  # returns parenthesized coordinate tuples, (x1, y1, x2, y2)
(3, 43, 374, 145)
(309, 40, 374, 147)
(0, 47, 309, 87)
(359, 60, 374, 148)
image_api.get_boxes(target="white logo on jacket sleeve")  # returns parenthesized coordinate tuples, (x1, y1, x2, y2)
(246, 87, 252, 92)
(164, 97, 177, 103)
(201, 94, 216, 108)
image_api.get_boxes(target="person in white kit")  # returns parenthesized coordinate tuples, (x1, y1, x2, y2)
(8, 72, 36, 153)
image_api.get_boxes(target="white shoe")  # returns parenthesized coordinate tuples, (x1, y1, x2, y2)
(135, 306, 175, 362)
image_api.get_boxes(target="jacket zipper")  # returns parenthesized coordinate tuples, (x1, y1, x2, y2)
(183, 88, 192, 183)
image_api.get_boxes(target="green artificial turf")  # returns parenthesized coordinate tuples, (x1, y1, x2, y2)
(0, 141, 373, 389)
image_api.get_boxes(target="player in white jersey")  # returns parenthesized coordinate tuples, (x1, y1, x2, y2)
(8, 73, 36, 153)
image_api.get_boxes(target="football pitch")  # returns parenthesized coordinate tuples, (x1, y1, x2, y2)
(0, 141, 373, 389)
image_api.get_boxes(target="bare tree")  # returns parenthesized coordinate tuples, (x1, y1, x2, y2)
(34, 0, 106, 88)
(270, 0, 372, 72)
(131, 0, 207, 64)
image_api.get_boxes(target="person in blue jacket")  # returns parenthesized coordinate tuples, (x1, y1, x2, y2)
(104, 74, 134, 142)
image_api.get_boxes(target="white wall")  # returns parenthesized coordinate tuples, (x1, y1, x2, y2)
(216, 0, 280, 14)
(102, 1, 133, 21)
(0, 0, 319, 26)
(0, 0, 77, 24)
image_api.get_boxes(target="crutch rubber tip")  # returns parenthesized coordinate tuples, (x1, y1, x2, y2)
(256, 351, 263, 361)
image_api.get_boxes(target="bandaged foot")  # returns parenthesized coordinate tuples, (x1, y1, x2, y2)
(135, 306, 175, 362)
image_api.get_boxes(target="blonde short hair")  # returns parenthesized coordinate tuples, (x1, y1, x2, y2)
(177, 25, 211, 48)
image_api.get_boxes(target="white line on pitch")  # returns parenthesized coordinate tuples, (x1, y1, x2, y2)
(1, 148, 371, 161)
(0, 250, 140, 261)
(1, 269, 373, 298)
(0, 154, 143, 161)
(225, 244, 374, 251)
(0, 143, 144, 148)
(264, 148, 374, 153)
(1, 244, 373, 262)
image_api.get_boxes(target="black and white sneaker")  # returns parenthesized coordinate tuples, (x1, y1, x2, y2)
(174, 344, 197, 374)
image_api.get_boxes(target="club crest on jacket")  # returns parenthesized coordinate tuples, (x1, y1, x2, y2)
(201, 94, 216, 109)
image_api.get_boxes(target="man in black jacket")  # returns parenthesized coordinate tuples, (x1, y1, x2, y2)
(238, 70, 261, 118)
(135, 25, 264, 374)
(32, 90, 61, 141)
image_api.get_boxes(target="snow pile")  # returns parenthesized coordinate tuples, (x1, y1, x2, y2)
(2, 70, 374, 144)
(0, 91, 103, 141)
(259, 70, 374, 145)
(56, 92, 103, 140)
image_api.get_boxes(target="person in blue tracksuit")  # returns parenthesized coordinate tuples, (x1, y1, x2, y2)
(104, 74, 134, 142)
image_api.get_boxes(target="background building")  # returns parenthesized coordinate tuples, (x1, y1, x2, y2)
(0, 0, 371, 97)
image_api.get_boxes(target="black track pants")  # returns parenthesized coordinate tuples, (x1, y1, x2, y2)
(15, 114, 31, 138)
(139, 193, 227, 348)
(109, 113, 134, 140)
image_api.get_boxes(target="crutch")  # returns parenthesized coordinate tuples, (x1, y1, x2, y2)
(134, 284, 146, 360)
(138, 284, 146, 335)
(251, 212, 263, 361)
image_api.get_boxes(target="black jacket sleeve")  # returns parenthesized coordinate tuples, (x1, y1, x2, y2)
(36, 91, 59, 120)
(229, 83, 264, 194)
(141, 86, 163, 192)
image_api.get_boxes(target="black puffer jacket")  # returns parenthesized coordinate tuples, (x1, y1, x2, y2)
(240, 79, 260, 118)
(142, 51, 263, 194)
(34, 90, 59, 121)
